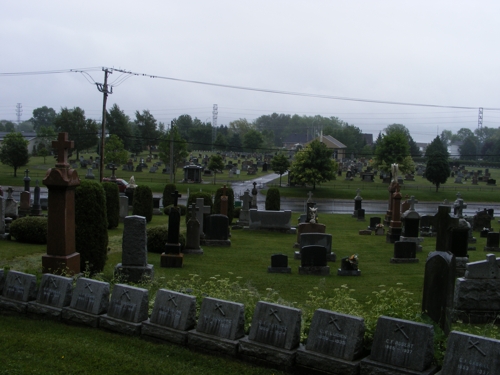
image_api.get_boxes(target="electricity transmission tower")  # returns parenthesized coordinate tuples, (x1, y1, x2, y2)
(15, 103, 22, 125)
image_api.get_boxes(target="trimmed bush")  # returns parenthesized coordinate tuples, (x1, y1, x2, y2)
(75, 180, 109, 274)
(162, 183, 177, 207)
(185, 192, 213, 224)
(132, 185, 153, 223)
(234, 207, 241, 219)
(265, 187, 281, 210)
(10, 216, 47, 244)
(164, 204, 187, 216)
(214, 187, 235, 223)
(102, 182, 120, 229)
(146, 225, 186, 253)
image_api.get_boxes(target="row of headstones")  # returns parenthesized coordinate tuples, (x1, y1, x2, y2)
(2, 269, 498, 374)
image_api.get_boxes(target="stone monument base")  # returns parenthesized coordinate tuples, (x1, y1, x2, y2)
(399, 236, 424, 252)
(187, 330, 239, 357)
(390, 258, 419, 264)
(337, 269, 361, 276)
(61, 307, 102, 328)
(296, 345, 362, 375)
(27, 302, 63, 320)
(238, 336, 297, 370)
(0, 297, 30, 314)
(114, 263, 154, 283)
(360, 356, 438, 375)
(267, 266, 291, 274)
(141, 319, 189, 346)
(294, 251, 336, 262)
(484, 246, 500, 252)
(298, 266, 330, 275)
(99, 314, 144, 336)
(42, 252, 80, 275)
(386, 227, 402, 243)
(455, 256, 469, 278)
(160, 253, 184, 268)
(183, 248, 204, 255)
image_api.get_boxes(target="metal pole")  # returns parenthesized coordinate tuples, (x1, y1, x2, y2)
(169, 122, 174, 183)
(96, 68, 112, 182)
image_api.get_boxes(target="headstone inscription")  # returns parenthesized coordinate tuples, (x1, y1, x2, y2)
(0, 270, 37, 314)
(61, 277, 110, 328)
(239, 301, 302, 369)
(439, 331, 500, 375)
(296, 309, 366, 374)
(42, 132, 81, 275)
(27, 274, 73, 318)
(360, 316, 437, 374)
(268, 253, 291, 273)
(142, 289, 197, 345)
(187, 297, 245, 356)
(422, 251, 455, 335)
(115, 215, 154, 282)
(99, 284, 149, 335)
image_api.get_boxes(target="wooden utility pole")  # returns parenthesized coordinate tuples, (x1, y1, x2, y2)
(169, 121, 174, 183)
(96, 68, 112, 182)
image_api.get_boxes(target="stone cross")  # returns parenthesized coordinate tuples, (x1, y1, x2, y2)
(190, 203, 199, 219)
(409, 196, 418, 211)
(52, 132, 74, 168)
(454, 198, 467, 218)
(24, 169, 31, 192)
(195, 198, 211, 236)
(110, 164, 117, 180)
(6, 187, 13, 199)
(171, 190, 182, 207)
(356, 188, 361, 197)
(240, 190, 252, 210)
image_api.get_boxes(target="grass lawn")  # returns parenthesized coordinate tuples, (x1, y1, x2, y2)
(1, 212, 499, 374)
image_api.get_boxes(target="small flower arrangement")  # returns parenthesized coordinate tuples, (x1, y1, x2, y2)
(376, 223, 384, 229)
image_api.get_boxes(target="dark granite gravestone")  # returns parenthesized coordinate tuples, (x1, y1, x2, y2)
(268, 254, 291, 273)
(480, 228, 490, 238)
(142, 289, 197, 345)
(484, 232, 500, 252)
(294, 222, 326, 248)
(239, 301, 302, 369)
(446, 218, 471, 277)
(352, 189, 362, 218)
(0, 270, 37, 314)
(422, 251, 456, 335)
(357, 208, 365, 222)
(237, 190, 252, 226)
(338, 255, 361, 276)
(391, 241, 418, 263)
(473, 209, 492, 231)
(187, 297, 245, 357)
(296, 309, 365, 374)
(30, 181, 42, 216)
(299, 245, 330, 275)
(161, 202, 183, 267)
(27, 274, 73, 318)
(99, 284, 149, 335)
(368, 217, 381, 231)
(433, 205, 459, 251)
(419, 215, 433, 236)
(195, 198, 211, 237)
(295, 233, 336, 262)
(360, 316, 437, 374)
(185, 204, 203, 254)
(0, 270, 5, 294)
(115, 215, 154, 282)
(439, 331, 500, 375)
(61, 277, 110, 327)
(203, 214, 230, 246)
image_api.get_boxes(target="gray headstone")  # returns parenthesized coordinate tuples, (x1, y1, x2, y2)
(195, 297, 245, 340)
(69, 277, 110, 315)
(300, 233, 332, 252)
(2, 270, 37, 302)
(149, 289, 197, 330)
(248, 301, 301, 350)
(364, 316, 435, 372)
(440, 331, 500, 375)
(305, 309, 365, 361)
(119, 196, 129, 222)
(35, 274, 73, 308)
(106, 284, 149, 323)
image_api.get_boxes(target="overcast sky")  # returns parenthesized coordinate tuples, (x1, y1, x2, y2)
(1, 1, 500, 143)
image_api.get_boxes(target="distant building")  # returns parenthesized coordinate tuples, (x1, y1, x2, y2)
(448, 141, 462, 160)
(0, 132, 37, 154)
(305, 134, 347, 160)
(282, 133, 309, 150)
(416, 142, 428, 154)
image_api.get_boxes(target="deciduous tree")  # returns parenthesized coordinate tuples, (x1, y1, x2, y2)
(30, 106, 56, 131)
(208, 154, 224, 184)
(289, 140, 337, 190)
(106, 104, 133, 150)
(105, 134, 128, 165)
(373, 130, 413, 173)
(158, 126, 188, 183)
(0, 132, 30, 177)
(243, 129, 264, 152)
(270, 153, 290, 187)
(425, 137, 450, 192)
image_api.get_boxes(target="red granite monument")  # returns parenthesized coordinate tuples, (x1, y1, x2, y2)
(42, 132, 81, 275)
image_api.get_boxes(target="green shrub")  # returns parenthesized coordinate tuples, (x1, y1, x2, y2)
(146, 225, 186, 253)
(234, 207, 241, 219)
(265, 187, 281, 210)
(75, 180, 109, 274)
(162, 183, 177, 207)
(164, 204, 186, 216)
(132, 185, 153, 223)
(185, 192, 213, 224)
(10, 216, 47, 244)
(102, 182, 120, 229)
(213, 187, 235, 223)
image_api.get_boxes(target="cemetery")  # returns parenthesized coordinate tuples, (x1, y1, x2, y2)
(2, 141, 500, 374)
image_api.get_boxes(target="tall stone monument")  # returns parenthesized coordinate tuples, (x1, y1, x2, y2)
(42, 132, 81, 275)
